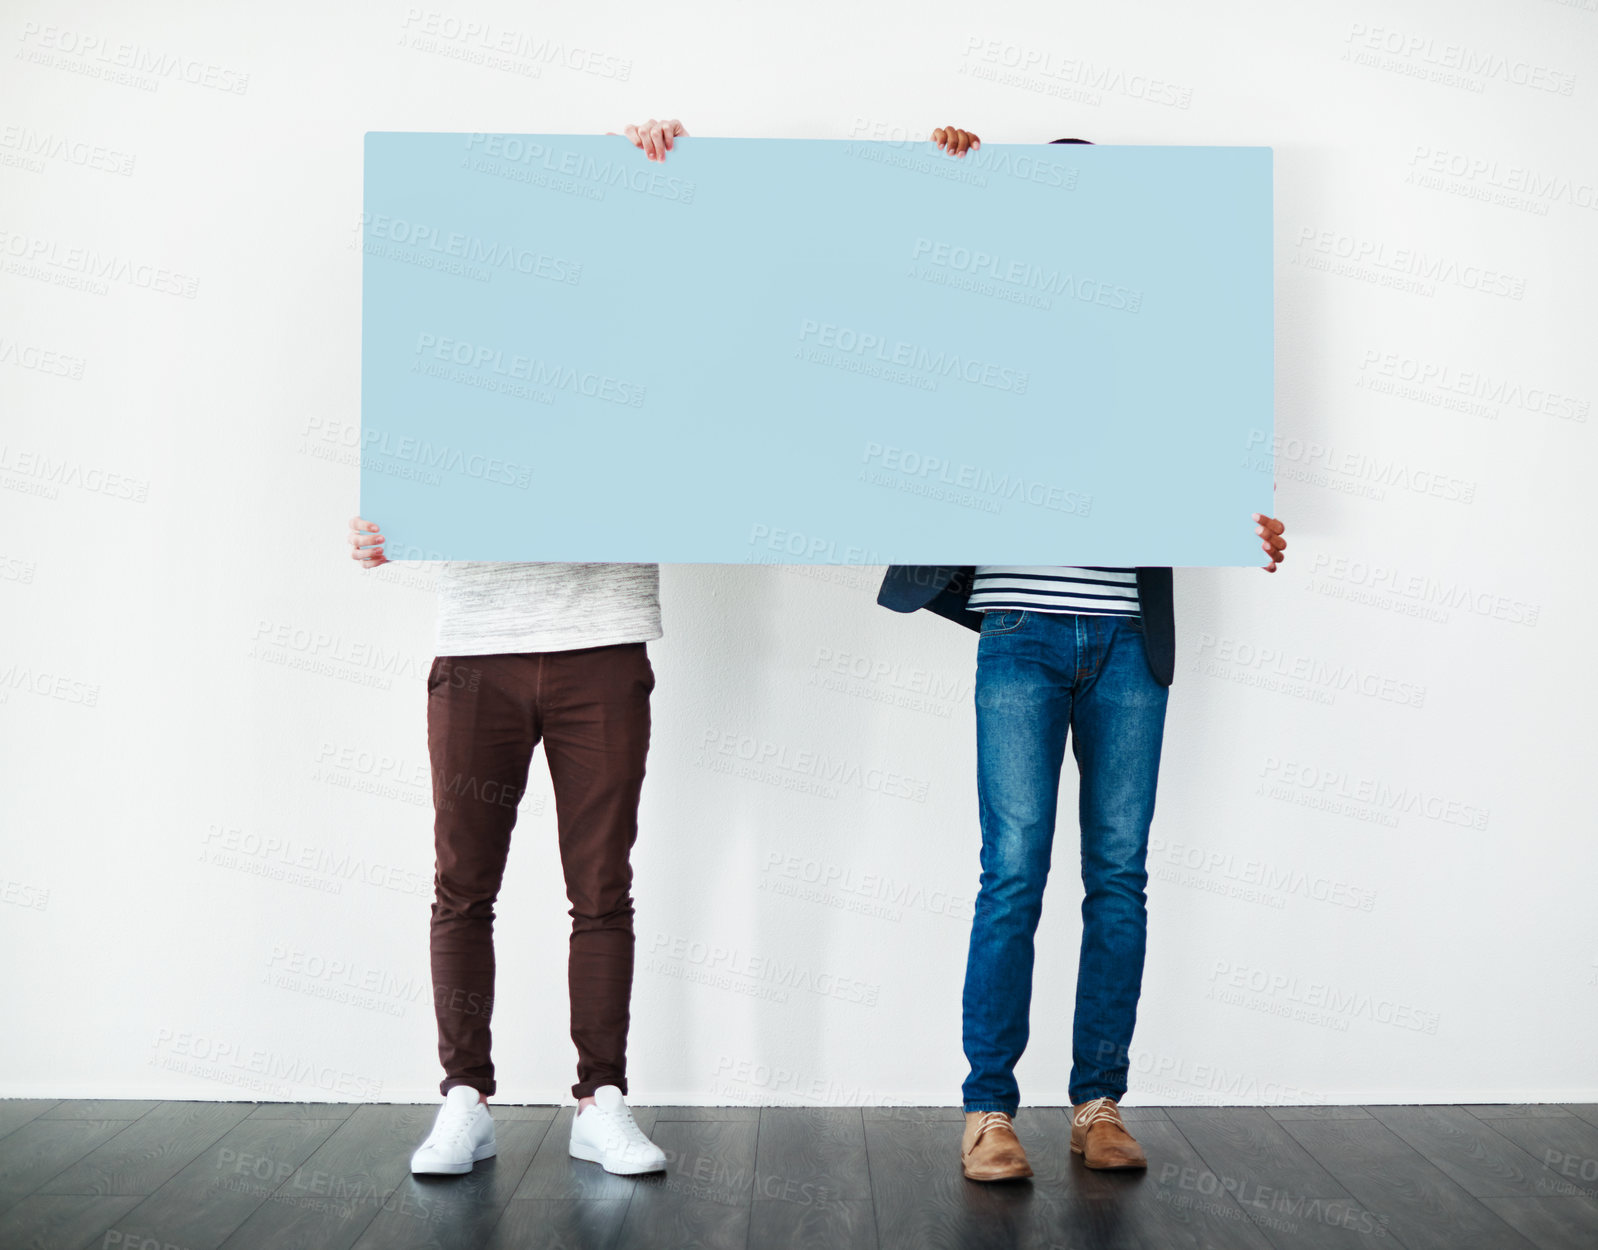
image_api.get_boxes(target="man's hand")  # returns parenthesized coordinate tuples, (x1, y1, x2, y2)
(349, 516, 388, 569)
(1253, 513, 1286, 572)
(610, 118, 689, 161)
(931, 126, 980, 157)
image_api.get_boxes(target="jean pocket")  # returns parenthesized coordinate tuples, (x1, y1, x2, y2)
(979, 609, 1027, 636)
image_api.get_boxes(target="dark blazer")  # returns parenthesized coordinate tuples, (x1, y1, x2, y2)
(876, 565, 1176, 687)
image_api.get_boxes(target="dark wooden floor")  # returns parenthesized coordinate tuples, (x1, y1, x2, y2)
(2, 1100, 1596, 1249)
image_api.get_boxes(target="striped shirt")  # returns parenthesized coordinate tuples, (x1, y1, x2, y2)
(968, 566, 1140, 618)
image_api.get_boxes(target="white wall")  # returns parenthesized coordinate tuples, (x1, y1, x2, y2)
(3, 0, 1595, 1108)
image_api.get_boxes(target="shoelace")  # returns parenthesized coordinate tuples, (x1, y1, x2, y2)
(1073, 1097, 1125, 1131)
(971, 1110, 1015, 1146)
(593, 1104, 652, 1149)
(428, 1103, 479, 1148)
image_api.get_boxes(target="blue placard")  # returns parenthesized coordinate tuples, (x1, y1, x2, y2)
(360, 134, 1273, 564)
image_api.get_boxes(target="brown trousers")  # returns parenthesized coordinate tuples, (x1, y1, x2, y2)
(425, 644, 653, 1099)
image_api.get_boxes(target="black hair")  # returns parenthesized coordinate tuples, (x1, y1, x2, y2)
(1050, 138, 1094, 144)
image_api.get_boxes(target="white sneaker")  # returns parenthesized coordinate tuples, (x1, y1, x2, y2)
(410, 1085, 497, 1174)
(568, 1085, 666, 1175)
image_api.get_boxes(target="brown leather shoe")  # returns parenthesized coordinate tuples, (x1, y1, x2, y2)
(1069, 1097, 1147, 1169)
(961, 1110, 1033, 1181)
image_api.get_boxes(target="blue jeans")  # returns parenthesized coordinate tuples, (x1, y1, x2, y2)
(961, 609, 1168, 1113)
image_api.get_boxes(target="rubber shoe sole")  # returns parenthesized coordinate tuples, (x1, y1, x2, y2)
(411, 1139, 497, 1175)
(962, 1157, 1033, 1182)
(569, 1139, 666, 1175)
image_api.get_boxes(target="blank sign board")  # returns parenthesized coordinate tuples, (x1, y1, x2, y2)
(360, 134, 1273, 564)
